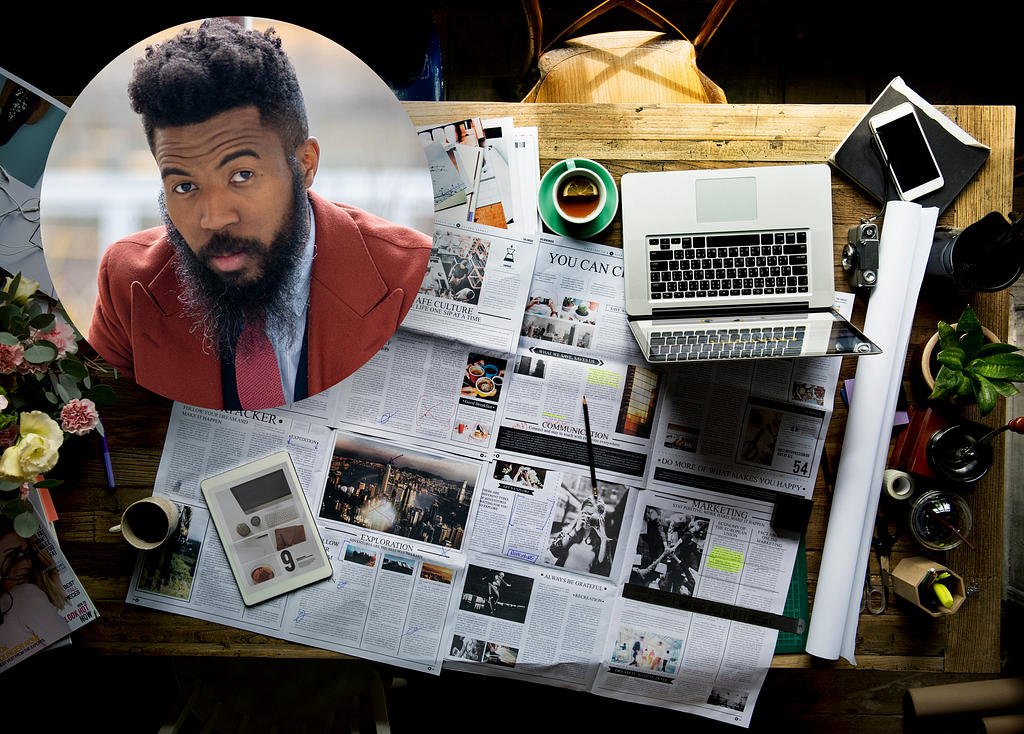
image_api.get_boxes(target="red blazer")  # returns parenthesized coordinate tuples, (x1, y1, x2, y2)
(90, 191, 431, 409)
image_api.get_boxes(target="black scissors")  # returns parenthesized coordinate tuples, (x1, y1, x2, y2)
(870, 509, 901, 612)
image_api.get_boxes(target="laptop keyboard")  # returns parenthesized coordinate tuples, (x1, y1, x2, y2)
(647, 230, 810, 300)
(647, 325, 806, 362)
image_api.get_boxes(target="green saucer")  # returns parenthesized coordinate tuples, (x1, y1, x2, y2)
(538, 158, 618, 239)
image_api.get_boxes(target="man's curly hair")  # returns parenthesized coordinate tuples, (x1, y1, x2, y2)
(128, 18, 308, 155)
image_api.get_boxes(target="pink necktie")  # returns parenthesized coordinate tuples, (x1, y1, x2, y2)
(234, 309, 286, 409)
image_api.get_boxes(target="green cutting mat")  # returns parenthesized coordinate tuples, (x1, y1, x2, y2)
(774, 534, 808, 653)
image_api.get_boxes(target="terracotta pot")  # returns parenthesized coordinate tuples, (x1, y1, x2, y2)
(920, 322, 1000, 391)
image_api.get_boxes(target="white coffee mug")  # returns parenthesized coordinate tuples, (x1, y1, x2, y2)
(552, 160, 607, 224)
(109, 496, 180, 550)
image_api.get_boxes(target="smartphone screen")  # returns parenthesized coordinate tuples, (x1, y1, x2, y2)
(872, 110, 942, 198)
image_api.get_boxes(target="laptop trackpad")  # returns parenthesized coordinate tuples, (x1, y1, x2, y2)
(696, 176, 757, 223)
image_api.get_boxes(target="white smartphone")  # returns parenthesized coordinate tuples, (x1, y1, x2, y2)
(868, 102, 944, 201)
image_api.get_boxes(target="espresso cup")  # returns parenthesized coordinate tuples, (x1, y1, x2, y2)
(468, 364, 485, 383)
(109, 496, 180, 550)
(553, 160, 607, 224)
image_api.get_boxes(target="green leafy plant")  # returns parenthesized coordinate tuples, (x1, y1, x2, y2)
(0, 274, 117, 536)
(928, 305, 1024, 416)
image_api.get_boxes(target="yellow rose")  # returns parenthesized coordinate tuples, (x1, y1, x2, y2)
(3, 275, 40, 305)
(0, 411, 63, 482)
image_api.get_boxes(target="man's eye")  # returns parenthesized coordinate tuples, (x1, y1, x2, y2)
(232, 170, 254, 183)
(172, 182, 195, 194)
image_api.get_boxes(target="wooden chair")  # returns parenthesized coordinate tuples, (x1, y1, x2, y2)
(158, 657, 397, 733)
(512, 0, 738, 104)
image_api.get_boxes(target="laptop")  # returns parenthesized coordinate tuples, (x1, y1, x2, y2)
(621, 164, 880, 364)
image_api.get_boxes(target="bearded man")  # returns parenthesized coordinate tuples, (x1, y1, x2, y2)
(89, 19, 431, 410)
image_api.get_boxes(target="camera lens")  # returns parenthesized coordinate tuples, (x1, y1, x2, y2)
(842, 243, 856, 271)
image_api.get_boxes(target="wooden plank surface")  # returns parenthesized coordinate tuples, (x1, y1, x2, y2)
(50, 103, 1013, 678)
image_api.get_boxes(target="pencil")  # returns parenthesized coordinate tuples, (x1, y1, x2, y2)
(583, 396, 598, 497)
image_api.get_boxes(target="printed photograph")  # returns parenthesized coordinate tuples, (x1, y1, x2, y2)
(738, 406, 782, 467)
(461, 353, 507, 403)
(460, 565, 532, 623)
(449, 635, 485, 662)
(628, 506, 709, 597)
(483, 642, 519, 667)
(452, 416, 492, 445)
(708, 686, 749, 712)
(514, 354, 547, 379)
(136, 505, 204, 600)
(493, 461, 546, 489)
(792, 381, 826, 405)
(321, 433, 478, 551)
(611, 626, 682, 675)
(615, 365, 661, 439)
(343, 545, 378, 568)
(664, 423, 700, 453)
(421, 563, 453, 584)
(542, 475, 630, 578)
(423, 228, 490, 304)
(381, 553, 416, 575)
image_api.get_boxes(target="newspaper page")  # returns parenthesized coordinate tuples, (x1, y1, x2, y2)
(467, 459, 641, 582)
(296, 330, 512, 461)
(647, 293, 854, 501)
(123, 404, 461, 674)
(0, 491, 98, 672)
(494, 235, 664, 483)
(591, 486, 800, 728)
(442, 548, 616, 690)
(402, 219, 539, 354)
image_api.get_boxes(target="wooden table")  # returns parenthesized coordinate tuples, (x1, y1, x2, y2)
(54, 102, 1013, 675)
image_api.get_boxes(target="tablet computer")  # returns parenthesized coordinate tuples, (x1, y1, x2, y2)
(201, 451, 332, 606)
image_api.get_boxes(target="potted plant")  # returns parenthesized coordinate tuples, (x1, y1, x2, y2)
(562, 296, 575, 312)
(924, 305, 1024, 416)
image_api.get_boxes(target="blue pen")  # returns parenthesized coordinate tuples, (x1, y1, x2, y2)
(99, 418, 115, 488)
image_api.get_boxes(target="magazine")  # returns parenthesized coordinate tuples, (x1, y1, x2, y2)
(1, 491, 98, 672)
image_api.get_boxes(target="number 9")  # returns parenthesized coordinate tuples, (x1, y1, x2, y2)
(281, 549, 296, 572)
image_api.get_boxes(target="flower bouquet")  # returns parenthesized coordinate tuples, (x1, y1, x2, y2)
(0, 274, 116, 536)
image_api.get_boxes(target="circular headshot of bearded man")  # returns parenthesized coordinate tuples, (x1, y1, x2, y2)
(40, 17, 433, 411)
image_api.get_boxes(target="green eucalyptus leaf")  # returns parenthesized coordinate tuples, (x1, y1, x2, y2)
(0, 331, 19, 346)
(59, 355, 90, 379)
(13, 510, 39, 538)
(83, 384, 118, 405)
(0, 479, 21, 492)
(58, 373, 82, 400)
(34, 479, 64, 489)
(23, 340, 58, 364)
(28, 312, 55, 331)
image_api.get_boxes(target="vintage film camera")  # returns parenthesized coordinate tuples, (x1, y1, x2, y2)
(843, 223, 879, 289)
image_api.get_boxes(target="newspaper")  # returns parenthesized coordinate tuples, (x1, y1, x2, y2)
(1, 491, 98, 672)
(121, 117, 855, 723)
(648, 293, 852, 502)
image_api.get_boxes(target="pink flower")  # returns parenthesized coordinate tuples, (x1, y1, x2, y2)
(60, 398, 99, 436)
(0, 424, 20, 448)
(0, 343, 24, 374)
(31, 315, 78, 358)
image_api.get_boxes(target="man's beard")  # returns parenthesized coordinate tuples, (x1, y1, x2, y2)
(161, 160, 311, 359)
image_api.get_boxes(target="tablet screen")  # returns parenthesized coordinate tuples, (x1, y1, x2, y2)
(202, 451, 332, 605)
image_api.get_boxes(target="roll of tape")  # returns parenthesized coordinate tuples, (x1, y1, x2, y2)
(883, 469, 914, 500)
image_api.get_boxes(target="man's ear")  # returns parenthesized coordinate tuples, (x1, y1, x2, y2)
(296, 137, 320, 188)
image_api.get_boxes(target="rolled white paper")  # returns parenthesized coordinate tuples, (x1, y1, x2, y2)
(805, 201, 939, 662)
